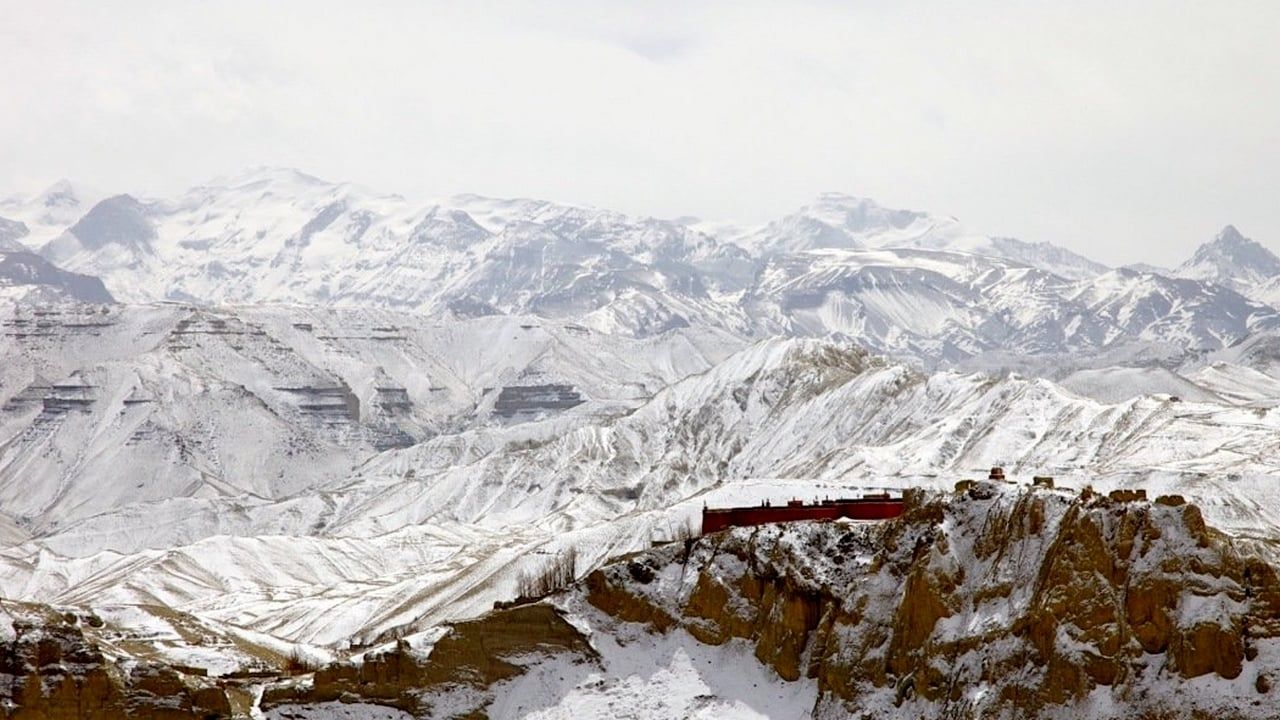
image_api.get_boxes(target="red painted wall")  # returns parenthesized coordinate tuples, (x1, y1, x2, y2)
(701, 500, 904, 534)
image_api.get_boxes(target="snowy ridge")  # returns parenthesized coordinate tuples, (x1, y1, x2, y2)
(1176, 224, 1280, 290)
(9, 335, 1280, 647)
(18, 169, 1280, 369)
(0, 302, 744, 535)
(11, 170, 1280, 370)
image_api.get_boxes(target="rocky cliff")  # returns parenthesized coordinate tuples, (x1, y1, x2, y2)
(7, 484, 1280, 719)
(0, 601, 249, 719)
(581, 484, 1280, 718)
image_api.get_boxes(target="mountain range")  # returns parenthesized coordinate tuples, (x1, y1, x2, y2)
(6, 168, 1280, 371)
(7, 169, 1280, 717)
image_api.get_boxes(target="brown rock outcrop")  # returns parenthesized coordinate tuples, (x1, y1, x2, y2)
(262, 603, 597, 718)
(1, 603, 236, 719)
(584, 486, 1280, 719)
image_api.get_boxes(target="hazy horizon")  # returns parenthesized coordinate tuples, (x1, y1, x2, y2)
(4, 0, 1278, 265)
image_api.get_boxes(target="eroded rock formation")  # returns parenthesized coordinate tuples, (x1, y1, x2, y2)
(0, 602, 241, 719)
(584, 485, 1280, 718)
(7, 485, 1280, 719)
(261, 604, 597, 718)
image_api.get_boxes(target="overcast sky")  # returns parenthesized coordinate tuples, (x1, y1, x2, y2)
(2, 0, 1278, 265)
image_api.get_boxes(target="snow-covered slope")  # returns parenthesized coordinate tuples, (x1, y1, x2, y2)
(727, 192, 1108, 280)
(1057, 365, 1225, 403)
(1186, 362, 1280, 405)
(0, 302, 744, 538)
(9, 337, 1280, 649)
(0, 242, 113, 304)
(0, 180, 103, 250)
(742, 248, 1118, 362)
(1176, 225, 1280, 290)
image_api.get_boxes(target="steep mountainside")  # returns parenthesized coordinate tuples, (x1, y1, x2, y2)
(556, 485, 1280, 719)
(26, 485, 1266, 719)
(0, 302, 742, 536)
(0, 243, 113, 304)
(9, 337, 1280, 651)
(1177, 225, 1280, 290)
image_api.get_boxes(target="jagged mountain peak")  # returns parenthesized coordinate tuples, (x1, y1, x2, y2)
(0, 179, 100, 213)
(37, 179, 81, 206)
(1176, 224, 1280, 289)
(68, 195, 157, 250)
(0, 179, 104, 249)
(1216, 223, 1246, 243)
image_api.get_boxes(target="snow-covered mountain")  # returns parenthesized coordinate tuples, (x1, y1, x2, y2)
(15, 168, 1280, 370)
(0, 302, 743, 538)
(1176, 224, 1280, 289)
(0, 179, 103, 250)
(0, 240, 113, 304)
(1072, 267, 1280, 351)
(0, 199, 114, 304)
(1173, 224, 1280, 313)
(13, 482, 1277, 720)
(723, 191, 1108, 280)
(27, 169, 745, 340)
(9, 332, 1280, 652)
(8, 169, 1280, 718)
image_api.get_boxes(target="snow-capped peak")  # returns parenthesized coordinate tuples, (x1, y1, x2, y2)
(24, 179, 106, 218)
(739, 193, 945, 255)
(800, 192, 934, 233)
(36, 179, 80, 207)
(1176, 224, 1280, 289)
(0, 179, 105, 251)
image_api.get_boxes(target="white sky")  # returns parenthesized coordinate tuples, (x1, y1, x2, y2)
(2, 0, 1278, 265)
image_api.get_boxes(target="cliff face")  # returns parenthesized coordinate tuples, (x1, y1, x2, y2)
(584, 485, 1280, 719)
(7, 485, 1280, 719)
(262, 604, 598, 718)
(0, 601, 244, 719)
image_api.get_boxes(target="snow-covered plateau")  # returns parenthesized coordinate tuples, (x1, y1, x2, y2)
(6, 170, 1280, 718)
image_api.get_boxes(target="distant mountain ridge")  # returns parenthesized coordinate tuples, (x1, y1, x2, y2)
(3, 168, 1277, 369)
(0, 224, 114, 304)
(1176, 224, 1280, 288)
